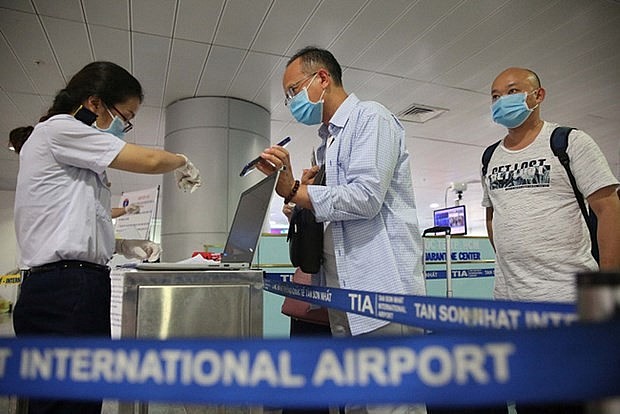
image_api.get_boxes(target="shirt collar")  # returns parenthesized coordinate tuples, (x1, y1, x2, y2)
(318, 93, 359, 140)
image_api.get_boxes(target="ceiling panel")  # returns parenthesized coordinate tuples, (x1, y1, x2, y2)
(6, 91, 49, 126)
(132, 32, 171, 106)
(373, 77, 429, 116)
(254, 59, 288, 112)
(287, 0, 367, 53)
(41, 16, 93, 79)
(0, 91, 29, 137)
(362, 0, 463, 74)
(164, 38, 210, 104)
(158, 107, 168, 147)
(327, 0, 414, 67)
(433, 0, 559, 91)
(0, 157, 19, 190)
(174, 0, 224, 43)
(229, 51, 281, 109)
(33, 0, 83, 21)
(0, 9, 65, 95)
(132, 0, 176, 37)
(89, 25, 131, 68)
(213, 0, 272, 49)
(0, 0, 617, 234)
(391, 0, 509, 81)
(130, 104, 161, 147)
(0, 0, 33, 12)
(0, 36, 35, 94)
(252, 0, 320, 55)
(83, 0, 129, 30)
(195, 45, 246, 96)
(345, 72, 403, 105)
(410, 0, 547, 83)
(451, 0, 601, 93)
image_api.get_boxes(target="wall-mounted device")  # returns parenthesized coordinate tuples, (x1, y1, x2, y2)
(433, 205, 467, 236)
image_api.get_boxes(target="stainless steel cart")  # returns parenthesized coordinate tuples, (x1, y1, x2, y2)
(117, 269, 264, 414)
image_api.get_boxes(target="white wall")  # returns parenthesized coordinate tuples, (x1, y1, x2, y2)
(0, 191, 18, 273)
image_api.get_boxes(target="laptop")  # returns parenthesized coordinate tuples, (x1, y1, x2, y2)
(136, 172, 279, 271)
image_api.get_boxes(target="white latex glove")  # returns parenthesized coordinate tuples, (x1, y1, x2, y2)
(174, 154, 202, 193)
(124, 203, 141, 215)
(115, 239, 162, 262)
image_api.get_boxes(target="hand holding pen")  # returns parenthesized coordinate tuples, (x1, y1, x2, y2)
(240, 136, 291, 177)
(257, 138, 301, 201)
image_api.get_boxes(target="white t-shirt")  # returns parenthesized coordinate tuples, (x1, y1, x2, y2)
(481, 121, 619, 302)
(14, 115, 126, 267)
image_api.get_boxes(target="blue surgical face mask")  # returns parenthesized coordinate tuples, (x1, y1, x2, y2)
(95, 109, 127, 140)
(491, 90, 539, 129)
(288, 75, 325, 126)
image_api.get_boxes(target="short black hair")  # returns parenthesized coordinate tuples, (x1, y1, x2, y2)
(287, 46, 343, 86)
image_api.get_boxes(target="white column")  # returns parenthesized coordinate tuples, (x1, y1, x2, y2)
(162, 97, 270, 261)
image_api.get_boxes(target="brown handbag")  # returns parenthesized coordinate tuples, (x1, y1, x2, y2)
(281, 268, 330, 326)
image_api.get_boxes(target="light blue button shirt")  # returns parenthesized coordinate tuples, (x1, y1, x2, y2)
(14, 115, 126, 267)
(308, 94, 426, 335)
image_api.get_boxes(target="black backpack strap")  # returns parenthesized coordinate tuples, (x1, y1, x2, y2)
(481, 140, 501, 177)
(549, 127, 590, 223)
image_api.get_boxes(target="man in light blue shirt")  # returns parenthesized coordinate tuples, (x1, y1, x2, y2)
(263, 45, 426, 333)
(260, 46, 426, 414)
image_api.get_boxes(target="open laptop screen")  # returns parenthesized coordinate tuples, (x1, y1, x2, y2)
(222, 172, 278, 264)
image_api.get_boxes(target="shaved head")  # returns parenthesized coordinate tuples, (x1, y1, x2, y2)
(494, 67, 541, 90)
(491, 67, 546, 129)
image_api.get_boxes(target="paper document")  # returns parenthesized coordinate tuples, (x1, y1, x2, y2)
(175, 255, 221, 265)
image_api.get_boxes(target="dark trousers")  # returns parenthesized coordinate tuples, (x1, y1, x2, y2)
(13, 264, 111, 414)
(282, 318, 333, 414)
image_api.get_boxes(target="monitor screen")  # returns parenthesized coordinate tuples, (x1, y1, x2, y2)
(433, 205, 467, 236)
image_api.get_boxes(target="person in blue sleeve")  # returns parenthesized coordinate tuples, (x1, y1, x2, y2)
(259, 46, 427, 414)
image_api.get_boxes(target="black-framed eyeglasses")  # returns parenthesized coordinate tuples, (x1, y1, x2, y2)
(111, 105, 134, 133)
(284, 72, 317, 106)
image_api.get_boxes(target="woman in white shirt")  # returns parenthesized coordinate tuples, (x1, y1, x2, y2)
(11, 61, 201, 414)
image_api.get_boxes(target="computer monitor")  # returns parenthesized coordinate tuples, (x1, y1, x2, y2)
(433, 205, 467, 236)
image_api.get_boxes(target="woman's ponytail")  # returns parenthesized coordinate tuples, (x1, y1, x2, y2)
(9, 126, 34, 154)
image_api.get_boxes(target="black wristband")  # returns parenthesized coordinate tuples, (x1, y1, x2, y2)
(284, 180, 300, 204)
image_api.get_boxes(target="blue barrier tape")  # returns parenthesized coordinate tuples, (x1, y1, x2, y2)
(263, 270, 496, 280)
(0, 321, 618, 406)
(263, 274, 577, 331)
(425, 268, 495, 279)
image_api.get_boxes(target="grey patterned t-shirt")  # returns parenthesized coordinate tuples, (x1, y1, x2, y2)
(481, 122, 618, 302)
